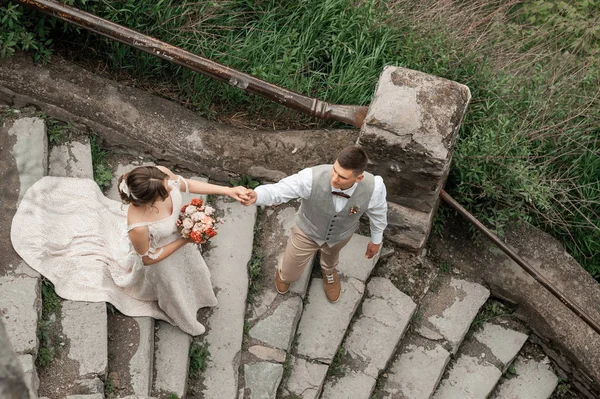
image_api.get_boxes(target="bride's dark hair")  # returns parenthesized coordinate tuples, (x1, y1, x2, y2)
(117, 166, 169, 207)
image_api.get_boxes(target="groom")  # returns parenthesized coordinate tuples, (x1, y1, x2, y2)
(243, 145, 387, 303)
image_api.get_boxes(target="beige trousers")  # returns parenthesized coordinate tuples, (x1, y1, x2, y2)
(279, 224, 353, 283)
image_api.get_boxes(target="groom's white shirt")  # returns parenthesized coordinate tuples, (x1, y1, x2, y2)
(254, 167, 388, 244)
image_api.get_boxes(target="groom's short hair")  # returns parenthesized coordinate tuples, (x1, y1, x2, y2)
(337, 145, 369, 175)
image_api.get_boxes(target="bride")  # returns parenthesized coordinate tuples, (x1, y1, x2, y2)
(11, 165, 249, 336)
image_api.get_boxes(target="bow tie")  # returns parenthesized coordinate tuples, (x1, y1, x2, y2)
(332, 191, 351, 199)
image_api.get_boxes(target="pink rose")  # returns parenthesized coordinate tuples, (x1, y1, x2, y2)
(201, 216, 213, 227)
(191, 212, 206, 222)
(185, 205, 197, 215)
(182, 218, 194, 229)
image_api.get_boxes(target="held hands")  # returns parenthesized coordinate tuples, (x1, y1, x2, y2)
(365, 242, 380, 259)
(241, 189, 257, 206)
(228, 186, 252, 202)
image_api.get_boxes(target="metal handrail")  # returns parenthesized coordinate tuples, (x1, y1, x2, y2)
(440, 189, 600, 335)
(15, 0, 599, 336)
(16, 0, 368, 128)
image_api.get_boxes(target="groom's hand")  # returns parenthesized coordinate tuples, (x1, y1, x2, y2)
(241, 189, 258, 206)
(365, 242, 380, 259)
(229, 186, 251, 202)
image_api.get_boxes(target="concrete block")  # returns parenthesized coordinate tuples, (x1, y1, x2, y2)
(48, 137, 93, 179)
(295, 278, 364, 363)
(153, 321, 191, 398)
(343, 278, 416, 378)
(0, 275, 41, 354)
(244, 362, 283, 399)
(338, 234, 381, 282)
(417, 277, 490, 354)
(18, 354, 39, 398)
(202, 200, 256, 399)
(321, 370, 376, 399)
(384, 201, 431, 250)
(474, 322, 528, 369)
(8, 117, 47, 204)
(249, 296, 302, 351)
(129, 317, 154, 396)
(62, 301, 108, 377)
(433, 355, 502, 398)
(383, 334, 451, 399)
(283, 357, 328, 399)
(359, 66, 471, 212)
(66, 395, 104, 399)
(493, 356, 558, 399)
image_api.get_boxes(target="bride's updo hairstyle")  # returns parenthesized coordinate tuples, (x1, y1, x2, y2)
(117, 166, 170, 207)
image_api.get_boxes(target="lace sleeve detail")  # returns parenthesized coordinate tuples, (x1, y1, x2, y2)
(175, 175, 189, 193)
(141, 246, 164, 260)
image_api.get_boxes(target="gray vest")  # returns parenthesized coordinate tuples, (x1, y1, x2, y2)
(296, 164, 375, 246)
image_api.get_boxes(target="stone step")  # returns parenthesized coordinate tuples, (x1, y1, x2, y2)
(413, 276, 490, 355)
(294, 234, 381, 364)
(8, 117, 48, 205)
(432, 322, 528, 399)
(380, 332, 451, 399)
(201, 198, 256, 399)
(377, 277, 489, 399)
(48, 136, 94, 178)
(243, 203, 312, 399)
(153, 321, 192, 398)
(320, 277, 416, 399)
(105, 161, 156, 398)
(491, 354, 558, 399)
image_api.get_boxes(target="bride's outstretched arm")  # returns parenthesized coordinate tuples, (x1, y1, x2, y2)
(156, 166, 250, 202)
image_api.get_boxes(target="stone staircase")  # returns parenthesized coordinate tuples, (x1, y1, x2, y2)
(1, 114, 566, 399)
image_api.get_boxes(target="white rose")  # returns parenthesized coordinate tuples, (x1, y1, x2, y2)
(191, 212, 206, 222)
(204, 206, 215, 216)
(182, 228, 191, 235)
(185, 205, 197, 215)
(193, 223, 203, 231)
(182, 218, 194, 229)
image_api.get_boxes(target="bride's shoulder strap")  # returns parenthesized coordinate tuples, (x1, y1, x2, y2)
(172, 175, 189, 193)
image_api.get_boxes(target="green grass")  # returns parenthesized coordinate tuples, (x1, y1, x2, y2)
(327, 346, 346, 378)
(3, 0, 599, 278)
(90, 135, 113, 190)
(188, 341, 210, 377)
(471, 301, 514, 332)
(41, 279, 61, 316)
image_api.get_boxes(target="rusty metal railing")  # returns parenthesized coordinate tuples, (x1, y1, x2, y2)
(440, 189, 600, 335)
(16, 0, 368, 128)
(15, 0, 599, 336)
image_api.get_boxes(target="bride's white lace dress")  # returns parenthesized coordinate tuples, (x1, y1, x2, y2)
(11, 176, 217, 336)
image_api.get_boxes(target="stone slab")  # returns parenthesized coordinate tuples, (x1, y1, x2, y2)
(492, 356, 558, 399)
(130, 317, 154, 396)
(338, 234, 381, 282)
(61, 301, 108, 377)
(419, 277, 490, 354)
(321, 370, 376, 399)
(249, 296, 302, 351)
(474, 322, 528, 368)
(8, 117, 47, 204)
(0, 275, 41, 354)
(382, 334, 451, 399)
(433, 355, 502, 399)
(66, 395, 104, 399)
(153, 321, 192, 398)
(48, 137, 93, 179)
(384, 202, 431, 250)
(342, 278, 416, 379)
(19, 353, 39, 398)
(358, 66, 471, 212)
(202, 200, 256, 399)
(74, 377, 104, 394)
(248, 346, 286, 363)
(295, 278, 364, 363)
(283, 357, 328, 399)
(244, 362, 283, 399)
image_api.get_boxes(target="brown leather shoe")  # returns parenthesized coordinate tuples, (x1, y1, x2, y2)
(322, 270, 341, 303)
(275, 269, 290, 294)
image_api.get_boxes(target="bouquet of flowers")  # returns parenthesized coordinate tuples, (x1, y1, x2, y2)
(176, 198, 218, 244)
